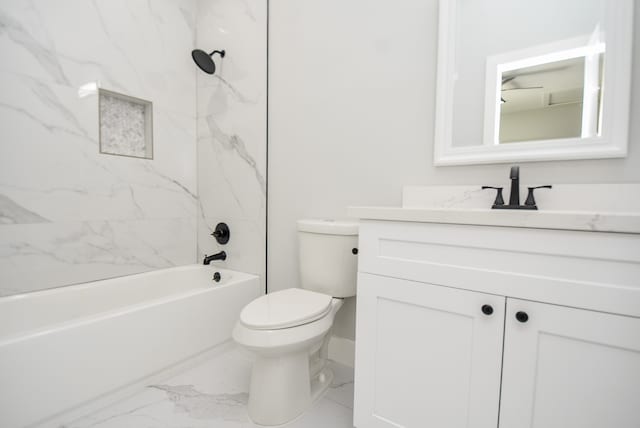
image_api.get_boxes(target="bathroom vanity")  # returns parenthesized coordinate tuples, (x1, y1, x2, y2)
(349, 185, 640, 428)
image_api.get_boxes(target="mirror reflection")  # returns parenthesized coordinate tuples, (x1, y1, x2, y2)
(498, 54, 604, 144)
(433, 0, 632, 165)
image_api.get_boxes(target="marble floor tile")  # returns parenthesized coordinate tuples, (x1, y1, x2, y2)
(62, 345, 354, 428)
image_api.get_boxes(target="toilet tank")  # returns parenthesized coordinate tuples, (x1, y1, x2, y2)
(297, 219, 359, 298)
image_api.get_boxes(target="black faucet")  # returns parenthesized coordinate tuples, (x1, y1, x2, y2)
(203, 251, 226, 265)
(508, 166, 520, 206)
(482, 165, 552, 210)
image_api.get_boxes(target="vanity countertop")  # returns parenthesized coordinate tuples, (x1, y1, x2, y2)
(347, 206, 640, 234)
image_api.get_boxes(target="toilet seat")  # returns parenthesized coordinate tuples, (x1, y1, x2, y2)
(233, 298, 343, 355)
(240, 288, 332, 330)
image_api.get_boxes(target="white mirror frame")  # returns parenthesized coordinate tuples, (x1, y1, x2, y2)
(433, 0, 634, 166)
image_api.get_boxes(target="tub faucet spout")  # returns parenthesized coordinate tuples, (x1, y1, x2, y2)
(203, 251, 226, 265)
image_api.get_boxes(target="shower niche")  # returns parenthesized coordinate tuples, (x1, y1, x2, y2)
(99, 89, 154, 159)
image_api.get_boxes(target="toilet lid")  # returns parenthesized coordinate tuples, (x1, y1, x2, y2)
(240, 288, 333, 330)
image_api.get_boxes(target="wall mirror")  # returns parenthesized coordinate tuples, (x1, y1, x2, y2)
(433, 0, 633, 166)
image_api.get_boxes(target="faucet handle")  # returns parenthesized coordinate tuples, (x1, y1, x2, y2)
(524, 185, 552, 208)
(481, 186, 505, 207)
(210, 222, 230, 245)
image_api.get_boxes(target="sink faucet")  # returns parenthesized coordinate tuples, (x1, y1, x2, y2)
(482, 165, 552, 210)
(203, 251, 226, 265)
(509, 166, 520, 206)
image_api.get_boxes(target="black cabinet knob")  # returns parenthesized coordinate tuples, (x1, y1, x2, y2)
(481, 304, 494, 315)
(515, 311, 529, 323)
(352, 248, 358, 255)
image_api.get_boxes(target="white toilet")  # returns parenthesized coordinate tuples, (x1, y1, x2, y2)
(232, 219, 358, 426)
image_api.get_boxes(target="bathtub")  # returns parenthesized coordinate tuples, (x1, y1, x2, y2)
(0, 265, 260, 428)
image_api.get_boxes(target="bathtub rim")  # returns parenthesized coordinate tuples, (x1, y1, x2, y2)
(0, 265, 259, 346)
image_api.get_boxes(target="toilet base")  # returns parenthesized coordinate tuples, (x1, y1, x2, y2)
(234, 298, 345, 426)
(247, 351, 334, 426)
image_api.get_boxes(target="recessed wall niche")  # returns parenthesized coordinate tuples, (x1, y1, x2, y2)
(99, 89, 153, 159)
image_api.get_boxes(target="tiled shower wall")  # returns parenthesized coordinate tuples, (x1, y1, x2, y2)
(0, 0, 198, 295)
(196, 0, 267, 290)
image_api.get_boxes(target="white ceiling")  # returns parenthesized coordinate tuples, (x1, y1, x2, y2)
(500, 56, 590, 114)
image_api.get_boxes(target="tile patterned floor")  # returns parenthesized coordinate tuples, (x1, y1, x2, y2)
(61, 345, 354, 428)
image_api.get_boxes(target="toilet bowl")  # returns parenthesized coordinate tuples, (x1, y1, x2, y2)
(232, 219, 358, 426)
(233, 289, 343, 425)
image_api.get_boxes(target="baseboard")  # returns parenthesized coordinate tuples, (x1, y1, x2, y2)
(328, 335, 355, 368)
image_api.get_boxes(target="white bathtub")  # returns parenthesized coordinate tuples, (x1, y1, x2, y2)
(0, 265, 260, 428)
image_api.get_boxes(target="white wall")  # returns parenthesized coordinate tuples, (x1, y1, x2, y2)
(0, 0, 198, 296)
(269, 0, 640, 340)
(196, 0, 267, 290)
(269, 0, 436, 339)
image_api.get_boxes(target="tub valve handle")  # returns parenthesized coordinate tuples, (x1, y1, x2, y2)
(211, 223, 230, 245)
(212, 272, 221, 282)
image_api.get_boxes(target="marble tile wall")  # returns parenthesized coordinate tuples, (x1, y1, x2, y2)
(0, 0, 199, 296)
(195, 0, 267, 291)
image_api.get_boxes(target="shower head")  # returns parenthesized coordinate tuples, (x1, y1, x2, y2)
(191, 49, 225, 74)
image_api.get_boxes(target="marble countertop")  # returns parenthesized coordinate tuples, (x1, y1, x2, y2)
(347, 206, 640, 234)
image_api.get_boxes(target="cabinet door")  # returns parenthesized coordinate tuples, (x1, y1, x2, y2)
(500, 299, 640, 428)
(354, 273, 505, 428)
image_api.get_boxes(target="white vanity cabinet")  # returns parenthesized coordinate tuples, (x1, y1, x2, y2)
(354, 273, 505, 428)
(353, 219, 640, 428)
(500, 299, 640, 428)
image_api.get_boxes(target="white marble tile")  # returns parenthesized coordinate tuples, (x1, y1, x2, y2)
(0, 0, 266, 297)
(63, 346, 354, 428)
(0, 0, 197, 117)
(0, 218, 196, 296)
(325, 362, 355, 410)
(197, 123, 265, 222)
(0, 0, 198, 295)
(196, 0, 267, 290)
(0, 41, 197, 225)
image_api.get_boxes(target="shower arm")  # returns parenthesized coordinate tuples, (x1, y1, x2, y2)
(209, 50, 226, 58)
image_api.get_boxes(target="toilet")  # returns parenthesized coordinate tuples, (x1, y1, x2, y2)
(232, 219, 358, 426)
